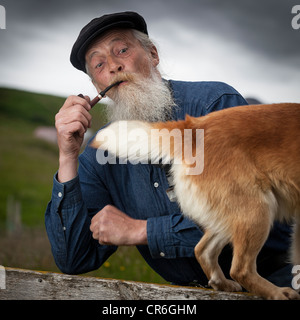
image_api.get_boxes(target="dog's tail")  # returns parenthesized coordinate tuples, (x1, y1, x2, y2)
(91, 116, 204, 174)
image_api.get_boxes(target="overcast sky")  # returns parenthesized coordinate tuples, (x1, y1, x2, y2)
(0, 0, 299, 103)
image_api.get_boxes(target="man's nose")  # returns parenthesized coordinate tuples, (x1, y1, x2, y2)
(107, 55, 124, 73)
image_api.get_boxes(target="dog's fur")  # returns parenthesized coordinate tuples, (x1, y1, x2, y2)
(92, 103, 300, 299)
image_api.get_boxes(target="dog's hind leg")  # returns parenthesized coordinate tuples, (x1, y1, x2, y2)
(194, 231, 242, 292)
(230, 209, 300, 300)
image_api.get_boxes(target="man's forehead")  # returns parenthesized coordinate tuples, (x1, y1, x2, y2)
(86, 29, 135, 59)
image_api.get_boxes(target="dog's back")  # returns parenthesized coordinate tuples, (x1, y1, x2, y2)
(172, 103, 300, 226)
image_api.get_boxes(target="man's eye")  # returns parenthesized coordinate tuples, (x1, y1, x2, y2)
(96, 62, 103, 68)
(119, 48, 128, 54)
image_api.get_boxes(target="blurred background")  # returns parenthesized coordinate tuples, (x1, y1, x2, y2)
(0, 0, 299, 284)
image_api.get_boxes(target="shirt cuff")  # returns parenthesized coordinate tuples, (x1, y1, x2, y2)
(147, 214, 203, 259)
(52, 172, 82, 209)
(147, 215, 176, 259)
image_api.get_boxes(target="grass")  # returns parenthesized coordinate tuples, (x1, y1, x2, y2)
(0, 87, 167, 284)
(0, 88, 63, 227)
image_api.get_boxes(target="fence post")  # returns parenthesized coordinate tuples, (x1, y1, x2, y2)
(0, 266, 5, 290)
(6, 195, 22, 235)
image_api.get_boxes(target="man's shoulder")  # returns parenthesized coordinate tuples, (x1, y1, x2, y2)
(168, 79, 246, 117)
(168, 79, 241, 100)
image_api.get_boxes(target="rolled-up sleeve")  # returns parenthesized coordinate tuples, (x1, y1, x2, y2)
(45, 174, 69, 267)
(45, 165, 117, 274)
(147, 213, 203, 259)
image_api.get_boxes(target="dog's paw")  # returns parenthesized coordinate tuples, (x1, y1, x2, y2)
(208, 278, 242, 292)
(270, 287, 300, 300)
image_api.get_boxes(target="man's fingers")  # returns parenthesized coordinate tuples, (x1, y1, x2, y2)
(56, 105, 92, 130)
(90, 219, 99, 240)
(84, 95, 91, 104)
(62, 95, 91, 111)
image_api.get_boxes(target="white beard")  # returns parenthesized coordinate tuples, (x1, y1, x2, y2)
(106, 71, 176, 122)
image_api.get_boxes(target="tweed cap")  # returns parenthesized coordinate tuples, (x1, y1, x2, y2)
(70, 11, 148, 73)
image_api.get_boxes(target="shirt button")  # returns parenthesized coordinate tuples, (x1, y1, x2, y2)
(154, 182, 159, 188)
(58, 192, 63, 198)
(160, 252, 165, 257)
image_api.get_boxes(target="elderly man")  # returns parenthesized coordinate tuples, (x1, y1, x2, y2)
(46, 12, 292, 287)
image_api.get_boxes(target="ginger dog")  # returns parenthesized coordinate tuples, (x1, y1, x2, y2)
(92, 103, 300, 300)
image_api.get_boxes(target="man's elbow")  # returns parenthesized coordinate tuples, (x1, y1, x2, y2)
(58, 264, 81, 275)
(54, 257, 83, 275)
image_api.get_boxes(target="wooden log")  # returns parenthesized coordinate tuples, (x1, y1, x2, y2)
(0, 267, 261, 300)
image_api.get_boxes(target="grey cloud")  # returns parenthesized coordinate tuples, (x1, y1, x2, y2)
(0, 0, 299, 101)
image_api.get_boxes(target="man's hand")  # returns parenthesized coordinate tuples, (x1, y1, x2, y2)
(90, 205, 148, 246)
(55, 95, 92, 182)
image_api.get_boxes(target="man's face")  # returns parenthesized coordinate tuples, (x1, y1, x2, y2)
(84, 28, 174, 123)
(85, 29, 159, 96)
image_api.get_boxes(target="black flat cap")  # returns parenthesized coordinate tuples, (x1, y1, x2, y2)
(70, 11, 148, 73)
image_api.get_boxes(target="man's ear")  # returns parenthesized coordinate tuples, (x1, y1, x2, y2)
(150, 45, 159, 67)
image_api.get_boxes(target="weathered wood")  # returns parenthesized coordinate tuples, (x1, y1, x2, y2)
(0, 267, 261, 300)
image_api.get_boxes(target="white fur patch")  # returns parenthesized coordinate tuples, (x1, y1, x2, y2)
(93, 121, 173, 165)
(171, 164, 230, 237)
(262, 190, 277, 224)
(94, 121, 153, 164)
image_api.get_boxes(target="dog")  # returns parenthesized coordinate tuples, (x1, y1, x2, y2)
(92, 103, 300, 300)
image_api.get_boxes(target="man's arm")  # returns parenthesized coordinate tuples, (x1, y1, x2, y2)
(55, 95, 92, 182)
(45, 170, 118, 274)
(46, 95, 118, 274)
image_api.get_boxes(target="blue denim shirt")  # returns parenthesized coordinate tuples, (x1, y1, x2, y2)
(45, 80, 291, 285)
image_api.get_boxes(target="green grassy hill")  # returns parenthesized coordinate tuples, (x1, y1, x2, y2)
(0, 88, 63, 227)
(0, 87, 167, 284)
(0, 87, 107, 227)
